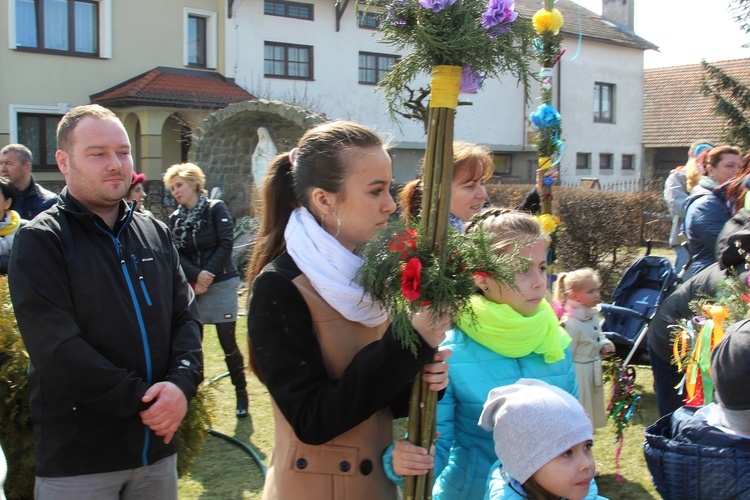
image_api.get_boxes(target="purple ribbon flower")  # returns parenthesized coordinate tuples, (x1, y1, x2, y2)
(386, 0, 409, 25)
(482, 0, 518, 34)
(460, 66, 484, 93)
(419, 0, 456, 13)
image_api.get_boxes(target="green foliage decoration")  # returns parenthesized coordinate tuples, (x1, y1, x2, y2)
(357, 219, 522, 354)
(177, 384, 214, 477)
(0, 276, 35, 499)
(368, 0, 537, 118)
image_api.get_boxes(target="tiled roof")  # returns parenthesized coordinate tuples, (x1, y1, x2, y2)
(515, 0, 657, 51)
(90, 67, 255, 109)
(643, 58, 750, 148)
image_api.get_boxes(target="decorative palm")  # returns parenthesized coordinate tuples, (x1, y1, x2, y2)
(365, 0, 536, 497)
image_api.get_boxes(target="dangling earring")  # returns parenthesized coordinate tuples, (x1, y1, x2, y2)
(332, 213, 341, 238)
(321, 213, 341, 238)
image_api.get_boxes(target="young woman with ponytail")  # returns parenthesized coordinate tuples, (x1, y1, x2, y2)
(246, 121, 452, 499)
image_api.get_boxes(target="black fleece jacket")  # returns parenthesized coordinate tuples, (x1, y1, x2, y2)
(168, 199, 239, 284)
(8, 188, 203, 477)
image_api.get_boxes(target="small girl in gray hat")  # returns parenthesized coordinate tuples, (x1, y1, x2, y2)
(479, 379, 607, 500)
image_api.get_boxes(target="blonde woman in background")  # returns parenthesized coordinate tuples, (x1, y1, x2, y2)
(164, 163, 249, 418)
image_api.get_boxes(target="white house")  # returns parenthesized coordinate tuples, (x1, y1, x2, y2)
(226, 0, 656, 184)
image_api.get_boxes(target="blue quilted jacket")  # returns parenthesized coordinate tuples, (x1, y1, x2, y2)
(644, 405, 750, 499)
(432, 327, 579, 500)
(683, 183, 732, 277)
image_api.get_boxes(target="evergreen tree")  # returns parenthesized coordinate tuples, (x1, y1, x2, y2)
(732, 0, 750, 35)
(700, 0, 750, 151)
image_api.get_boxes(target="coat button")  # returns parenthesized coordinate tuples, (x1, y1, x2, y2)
(339, 461, 351, 472)
(360, 459, 373, 476)
(296, 458, 307, 470)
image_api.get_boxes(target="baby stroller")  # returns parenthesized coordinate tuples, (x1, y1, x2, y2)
(601, 255, 677, 366)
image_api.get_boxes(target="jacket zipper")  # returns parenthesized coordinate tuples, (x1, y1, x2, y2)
(94, 211, 154, 467)
(130, 254, 153, 306)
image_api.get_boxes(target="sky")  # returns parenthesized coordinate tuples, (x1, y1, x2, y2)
(570, 0, 750, 68)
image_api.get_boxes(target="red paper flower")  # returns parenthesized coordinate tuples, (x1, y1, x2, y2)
(472, 270, 490, 279)
(389, 228, 418, 258)
(401, 257, 423, 301)
(742, 294, 750, 303)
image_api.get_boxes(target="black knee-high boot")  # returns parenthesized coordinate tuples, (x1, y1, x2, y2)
(216, 322, 249, 418)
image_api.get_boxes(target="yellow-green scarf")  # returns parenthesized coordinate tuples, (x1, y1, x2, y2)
(0, 210, 20, 237)
(457, 295, 571, 363)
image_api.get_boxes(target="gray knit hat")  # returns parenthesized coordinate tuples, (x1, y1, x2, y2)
(478, 379, 593, 484)
(711, 319, 750, 435)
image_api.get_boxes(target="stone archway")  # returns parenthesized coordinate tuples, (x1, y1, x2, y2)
(162, 113, 187, 169)
(122, 113, 141, 171)
(190, 99, 327, 218)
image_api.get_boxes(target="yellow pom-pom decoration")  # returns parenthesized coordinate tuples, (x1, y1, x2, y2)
(532, 8, 564, 35)
(535, 213, 560, 235)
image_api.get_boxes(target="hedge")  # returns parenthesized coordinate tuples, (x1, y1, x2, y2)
(486, 184, 671, 298)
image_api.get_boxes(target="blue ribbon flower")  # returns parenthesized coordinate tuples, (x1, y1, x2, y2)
(530, 103, 561, 130)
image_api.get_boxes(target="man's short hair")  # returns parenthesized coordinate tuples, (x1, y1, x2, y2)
(1, 143, 33, 165)
(57, 104, 118, 153)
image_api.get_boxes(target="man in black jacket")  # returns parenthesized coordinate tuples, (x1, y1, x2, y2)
(647, 208, 750, 418)
(0, 143, 58, 219)
(8, 104, 203, 499)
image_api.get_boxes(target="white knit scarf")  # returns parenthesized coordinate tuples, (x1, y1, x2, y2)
(285, 207, 388, 327)
(563, 299, 598, 322)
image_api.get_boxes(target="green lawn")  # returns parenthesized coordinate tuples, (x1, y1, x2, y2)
(178, 318, 660, 499)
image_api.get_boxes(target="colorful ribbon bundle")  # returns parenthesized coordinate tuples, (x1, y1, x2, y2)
(604, 360, 640, 481)
(673, 305, 729, 406)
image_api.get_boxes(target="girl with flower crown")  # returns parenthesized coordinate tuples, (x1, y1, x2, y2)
(0, 178, 23, 275)
(389, 209, 600, 499)
(246, 121, 452, 499)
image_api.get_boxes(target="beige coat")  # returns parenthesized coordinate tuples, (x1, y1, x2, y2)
(261, 274, 398, 500)
(562, 314, 614, 428)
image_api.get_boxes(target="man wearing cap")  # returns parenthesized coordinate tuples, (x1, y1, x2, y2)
(663, 141, 713, 275)
(647, 207, 750, 417)
(0, 144, 58, 219)
(644, 320, 750, 499)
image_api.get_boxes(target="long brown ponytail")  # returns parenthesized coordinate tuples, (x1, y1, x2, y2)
(246, 120, 385, 382)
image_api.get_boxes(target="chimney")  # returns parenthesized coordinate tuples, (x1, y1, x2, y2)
(602, 0, 634, 32)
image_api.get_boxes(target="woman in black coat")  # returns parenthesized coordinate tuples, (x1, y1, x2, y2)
(164, 162, 248, 417)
